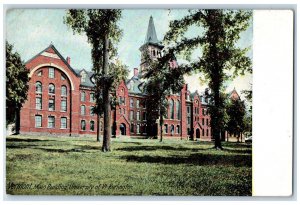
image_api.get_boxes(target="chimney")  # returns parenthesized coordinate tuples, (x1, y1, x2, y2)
(66, 57, 71, 65)
(134, 68, 139, 77)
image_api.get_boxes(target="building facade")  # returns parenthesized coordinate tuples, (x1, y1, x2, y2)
(20, 16, 212, 141)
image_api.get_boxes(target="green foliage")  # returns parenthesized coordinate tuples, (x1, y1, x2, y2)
(164, 10, 252, 148)
(226, 98, 246, 138)
(143, 51, 185, 139)
(6, 41, 29, 125)
(6, 135, 252, 196)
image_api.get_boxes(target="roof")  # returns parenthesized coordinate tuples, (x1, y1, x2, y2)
(74, 69, 95, 88)
(140, 16, 163, 50)
(26, 43, 80, 77)
(126, 76, 146, 95)
(145, 16, 159, 44)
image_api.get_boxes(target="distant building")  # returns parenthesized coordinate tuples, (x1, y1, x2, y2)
(20, 16, 214, 140)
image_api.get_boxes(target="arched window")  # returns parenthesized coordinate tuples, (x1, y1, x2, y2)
(48, 84, 55, 94)
(81, 105, 86, 115)
(176, 100, 180, 119)
(61, 85, 67, 96)
(176, 125, 180, 134)
(130, 123, 134, 133)
(171, 125, 175, 135)
(36, 82, 42, 93)
(169, 99, 174, 119)
(130, 98, 134, 107)
(164, 124, 168, 133)
(81, 120, 86, 130)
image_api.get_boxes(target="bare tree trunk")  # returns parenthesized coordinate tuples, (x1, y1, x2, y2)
(102, 33, 111, 152)
(96, 114, 100, 142)
(213, 90, 223, 150)
(159, 107, 163, 142)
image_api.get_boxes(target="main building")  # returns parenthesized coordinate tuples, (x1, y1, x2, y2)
(20, 16, 213, 140)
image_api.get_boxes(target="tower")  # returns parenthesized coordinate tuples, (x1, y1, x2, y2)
(139, 16, 164, 77)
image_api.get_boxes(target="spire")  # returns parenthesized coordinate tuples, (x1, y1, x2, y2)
(144, 16, 159, 44)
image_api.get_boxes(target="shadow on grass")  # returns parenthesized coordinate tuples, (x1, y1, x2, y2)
(223, 148, 252, 154)
(120, 153, 252, 167)
(116, 145, 209, 152)
(6, 138, 56, 143)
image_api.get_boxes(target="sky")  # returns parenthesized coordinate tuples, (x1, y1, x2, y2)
(6, 9, 252, 99)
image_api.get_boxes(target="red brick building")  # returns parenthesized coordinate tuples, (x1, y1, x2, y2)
(20, 16, 212, 140)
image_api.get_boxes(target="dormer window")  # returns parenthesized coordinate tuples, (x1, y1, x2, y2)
(81, 71, 87, 83)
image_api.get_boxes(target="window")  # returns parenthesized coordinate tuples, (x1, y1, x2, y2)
(119, 97, 125, 105)
(81, 71, 87, 83)
(119, 108, 122, 114)
(35, 115, 42, 128)
(61, 99, 67, 112)
(36, 82, 42, 93)
(90, 121, 95, 131)
(171, 125, 175, 134)
(61, 74, 66, 80)
(61, 117, 67, 129)
(81, 105, 86, 115)
(136, 124, 140, 134)
(90, 106, 94, 116)
(137, 111, 140, 121)
(49, 68, 55, 78)
(48, 116, 55, 128)
(176, 125, 180, 134)
(49, 99, 55, 111)
(206, 119, 209, 126)
(37, 70, 42, 76)
(202, 109, 205, 116)
(49, 84, 55, 94)
(130, 111, 134, 120)
(187, 117, 191, 124)
(61, 86, 67, 96)
(169, 99, 174, 119)
(187, 106, 190, 114)
(164, 124, 168, 133)
(36, 97, 42, 110)
(81, 120, 86, 130)
(206, 129, 209, 136)
(90, 93, 95, 102)
(130, 123, 134, 133)
(143, 112, 146, 121)
(136, 100, 140, 108)
(81, 92, 86, 102)
(130, 98, 134, 107)
(176, 100, 180, 119)
(202, 118, 205, 125)
(202, 129, 205, 136)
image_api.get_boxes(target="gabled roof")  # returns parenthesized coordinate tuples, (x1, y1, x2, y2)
(126, 76, 146, 95)
(26, 43, 80, 77)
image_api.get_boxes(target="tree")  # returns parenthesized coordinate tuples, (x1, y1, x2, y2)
(164, 10, 252, 149)
(144, 52, 184, 142)
(64, 9, 122, 152)
(242, 86, 252, 135)
(226, 98, 246, 142)
(6, 41, 29, 133)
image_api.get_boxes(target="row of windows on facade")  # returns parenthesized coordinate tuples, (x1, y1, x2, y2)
(36, 82, 96, 103)
(36, 82, 68, 96)
(36, 97, 95, 116)
(35, 115, 96, 131)
(38, 68, 69, 81)
(164, 124, 181, 134)
(187, 116, 209, 125)
(186, 106, 208, 115)
(129, 110, 147, 121)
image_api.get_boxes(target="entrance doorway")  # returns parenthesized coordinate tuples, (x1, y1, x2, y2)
(120, 123, 126, 135)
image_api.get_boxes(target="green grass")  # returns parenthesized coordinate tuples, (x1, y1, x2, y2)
(6, 135, 252, 196)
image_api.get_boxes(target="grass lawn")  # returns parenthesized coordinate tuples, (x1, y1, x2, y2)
(6, 135, 252, 196)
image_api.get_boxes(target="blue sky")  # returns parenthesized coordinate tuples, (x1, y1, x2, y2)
(6, 9, 252, 96)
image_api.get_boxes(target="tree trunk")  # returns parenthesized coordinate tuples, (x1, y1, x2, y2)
(159, 108, 163, 142)
(15, 104, 20, 134)
(213, 90, 223, 150)
(96, 114, 100, 142)
(102, 33, 111, 152)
